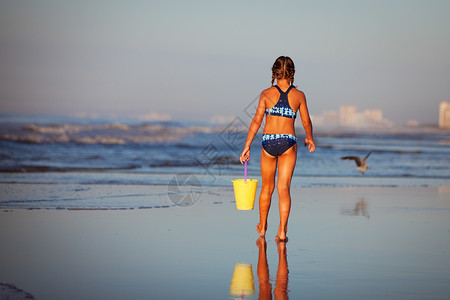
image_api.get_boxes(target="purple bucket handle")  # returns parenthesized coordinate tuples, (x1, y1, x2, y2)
(244, 160, 247, 183)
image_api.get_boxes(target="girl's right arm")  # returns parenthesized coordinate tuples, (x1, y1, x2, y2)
(240, 92, 267, 163)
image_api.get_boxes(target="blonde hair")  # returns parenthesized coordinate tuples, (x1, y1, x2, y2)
(271, 56, 295, 87)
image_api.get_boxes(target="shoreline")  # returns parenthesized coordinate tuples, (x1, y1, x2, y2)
(1, 185, 449, 299)
(1, 182, 450, 210)
(1, 180, 450, 210)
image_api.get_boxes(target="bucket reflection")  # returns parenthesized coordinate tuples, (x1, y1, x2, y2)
(229, 263, 255, 299)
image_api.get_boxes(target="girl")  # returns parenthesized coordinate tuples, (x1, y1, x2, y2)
(240, 56, 315, 241)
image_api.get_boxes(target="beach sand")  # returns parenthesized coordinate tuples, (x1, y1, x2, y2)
(1, 185, 450, 299)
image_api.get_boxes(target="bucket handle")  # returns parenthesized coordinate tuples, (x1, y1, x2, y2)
(244, 160, 247, 183)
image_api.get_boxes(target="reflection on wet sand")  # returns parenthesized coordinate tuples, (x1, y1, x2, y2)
(341, 198, 369, 218)
(230, 263, 255, 299)
(229, 238, 290, 299)
(256, 238, 271, 300)
(256, 238, 289, 300)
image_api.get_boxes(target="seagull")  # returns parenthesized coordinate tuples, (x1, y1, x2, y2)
(341, 152, 372, 174)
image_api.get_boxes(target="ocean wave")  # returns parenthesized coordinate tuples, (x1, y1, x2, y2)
(0, 164, 140, 173)
(23, 123, 85, 134)
(0, 122, 225, 144)
(149, 155, 240, 168)
(23, 122, 131, 134)
(0, 133, 46, 143)
(318, 144, 424, 155)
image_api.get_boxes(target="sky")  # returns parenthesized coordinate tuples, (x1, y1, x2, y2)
(1, 0, 450, 125)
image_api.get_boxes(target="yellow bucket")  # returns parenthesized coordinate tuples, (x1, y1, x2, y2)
(231, 179, 259, 210)
(229, 263, 255, 298)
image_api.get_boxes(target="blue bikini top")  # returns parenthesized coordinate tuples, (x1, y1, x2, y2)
(265, 85, 297, 119)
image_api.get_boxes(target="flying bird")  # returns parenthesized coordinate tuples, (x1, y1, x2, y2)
(341, 152, 372, 174)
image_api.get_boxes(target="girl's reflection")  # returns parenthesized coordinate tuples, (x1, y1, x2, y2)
(256, 237, 289, 300)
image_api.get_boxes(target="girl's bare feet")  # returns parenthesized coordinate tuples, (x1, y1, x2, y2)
(275, 235, 288, 243)
(256, 223, 267, 237)
(256, 236, 266, 248)
(275, 226, 288, 242)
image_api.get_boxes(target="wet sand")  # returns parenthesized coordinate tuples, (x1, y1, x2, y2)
(1, 185, 450, 299)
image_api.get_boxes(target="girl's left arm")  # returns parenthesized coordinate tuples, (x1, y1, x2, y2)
(298, 92, 315, 153)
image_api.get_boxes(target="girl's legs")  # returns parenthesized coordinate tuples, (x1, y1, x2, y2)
(257, 148, 277, 237)
(275, 144, 297, 241)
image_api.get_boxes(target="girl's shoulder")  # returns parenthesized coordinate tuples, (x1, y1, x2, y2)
(261, 86, 277, 94)
(289, 87, 306, 100)
(290, 86, 304, 95)
(260, 86, 279, 101)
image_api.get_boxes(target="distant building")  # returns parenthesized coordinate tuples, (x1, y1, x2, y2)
(339, 105, 357, 126)
(363, 109, 383, 122)
(338, 105, 392, 127)
(322, 110, 339, 126)
(310, 110, 338, 127)
(406, 120, 420, 127)
(311, 105, 393, 128)
(439, 101, 450, 129)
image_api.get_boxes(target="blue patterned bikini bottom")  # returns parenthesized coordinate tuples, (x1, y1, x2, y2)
(262, 134, 297, 157)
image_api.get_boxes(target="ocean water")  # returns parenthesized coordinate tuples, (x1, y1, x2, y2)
(1, 115, 449, 208)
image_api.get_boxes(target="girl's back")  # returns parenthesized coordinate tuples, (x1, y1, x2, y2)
(262, 85, 305, 135)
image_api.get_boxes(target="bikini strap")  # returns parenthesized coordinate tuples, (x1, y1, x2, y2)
(274, 85, 283, 93)
(274, 85, 294, 94)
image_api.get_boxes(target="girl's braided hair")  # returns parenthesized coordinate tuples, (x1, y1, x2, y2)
(271, 56, 295, 87)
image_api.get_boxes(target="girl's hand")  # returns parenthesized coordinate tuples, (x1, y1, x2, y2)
(240, 147, 250, 164)
(304, 138, 316, 153)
